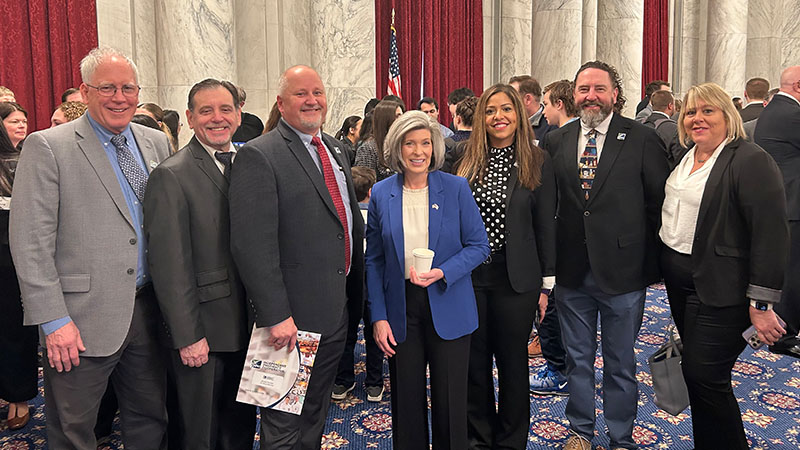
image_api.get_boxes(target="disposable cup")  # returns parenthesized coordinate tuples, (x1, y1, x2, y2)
(412, 248, 435, 274)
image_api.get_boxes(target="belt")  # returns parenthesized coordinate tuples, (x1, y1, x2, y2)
(482, 250, 506, 265)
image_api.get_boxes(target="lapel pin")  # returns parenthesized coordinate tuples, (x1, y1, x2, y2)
(514, 161, 519, 167)
(432, 203, 439, 210)
(617, 133, 626, 140)
(334, 147, 341, 154)
(149, 160, 158, 169)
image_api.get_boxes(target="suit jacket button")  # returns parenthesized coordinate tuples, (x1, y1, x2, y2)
(337, 268, 344, 275)
(583, 211, 590, 216)
(337, 233, 344, 240)
(130, 238, 137, 245)
(127, 268, 135, 275)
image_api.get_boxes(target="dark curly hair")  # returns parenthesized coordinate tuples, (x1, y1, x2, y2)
(574, 60, 626, 114)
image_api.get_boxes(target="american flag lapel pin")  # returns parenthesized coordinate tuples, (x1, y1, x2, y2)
(617, 133, 626, 140)
(432, 203, 439, 210)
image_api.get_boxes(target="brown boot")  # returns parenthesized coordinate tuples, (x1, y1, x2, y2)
(528, 335, 542, 358)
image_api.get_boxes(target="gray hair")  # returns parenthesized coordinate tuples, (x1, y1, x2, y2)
(384, 110, 445, 174)
(80, 47, 139, 84)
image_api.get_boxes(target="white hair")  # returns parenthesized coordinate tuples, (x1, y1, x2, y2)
(79, 46, 139, 84)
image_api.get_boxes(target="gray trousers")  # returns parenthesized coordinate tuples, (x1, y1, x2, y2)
(43, 290, 167, 450)
(556, 271, 645, 450)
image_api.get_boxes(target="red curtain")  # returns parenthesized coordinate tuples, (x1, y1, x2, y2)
(0, 0, 98, 132)
(376, 0, 483, 127)
(642, 0, 669, 96)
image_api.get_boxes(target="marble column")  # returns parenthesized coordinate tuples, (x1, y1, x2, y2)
(781, 0, 800, 79)
(531, 0, 583, 84)
(499, 0, 533, 83)
(310, 0, 376, 136)
(746, 0, 781, 87)
(705, 0, 747, 96)
(155, 0, 236, 145)
(483, 0, 496, 88)
(673, 0, 703, 95)
(596, 0, 643, 118)
(582, 0, 597, 63)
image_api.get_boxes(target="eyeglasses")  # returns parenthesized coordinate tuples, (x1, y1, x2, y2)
(85, 83, 140, 97)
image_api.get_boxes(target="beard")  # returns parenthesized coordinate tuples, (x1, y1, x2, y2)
(577, 100, 613, 128)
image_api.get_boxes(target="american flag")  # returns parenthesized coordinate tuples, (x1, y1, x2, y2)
(387, 9, 402, 98)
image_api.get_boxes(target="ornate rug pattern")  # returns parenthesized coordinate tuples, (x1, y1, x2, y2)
(2, 285, 799, 449)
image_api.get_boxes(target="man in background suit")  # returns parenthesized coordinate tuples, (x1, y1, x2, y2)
(541, 61, 669, 450)
(144, 78, 256, 449)
(755, 65, 800, 356)
(509, 74, 557, 143)
(9, 46, 170, 450)
(229, 65, 364, 449)
(739, 77, 769, 123)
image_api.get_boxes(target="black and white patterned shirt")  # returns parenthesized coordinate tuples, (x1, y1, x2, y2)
(473, 145, 513, 253)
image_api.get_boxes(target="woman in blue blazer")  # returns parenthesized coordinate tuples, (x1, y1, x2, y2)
(366, 111, 489, 450)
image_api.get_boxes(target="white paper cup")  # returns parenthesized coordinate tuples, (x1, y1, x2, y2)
(412, 248, 435, 274)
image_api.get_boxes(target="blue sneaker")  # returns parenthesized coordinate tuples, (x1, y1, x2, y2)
(530, 364, 568, 396)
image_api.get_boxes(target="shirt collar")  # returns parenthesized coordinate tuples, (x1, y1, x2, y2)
(528, 104, 544, 126)
(776, 91, 800, 106)
(281, 118, 322, 146)
(580, 112, 614, 136)
(86, 111, 133, 143)
(197, 138, 236, 159)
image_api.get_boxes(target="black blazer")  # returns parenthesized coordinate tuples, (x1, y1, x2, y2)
(688, 138, 789, 307)
(739, 103, 764, 123)
(144, 137, 249, 352)
(754, 94, 800, 221)
(542, 114, 670, 295)
(229, 120, 365, 336)
(445, 143, 557, 293)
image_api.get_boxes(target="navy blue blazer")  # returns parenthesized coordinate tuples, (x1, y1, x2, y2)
(365, 170, 490, 342)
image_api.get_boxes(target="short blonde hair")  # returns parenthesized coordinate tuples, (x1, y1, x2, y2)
(678, 82, 745, 148)
(59, 101, 88, 122)
(383, 110, 445, 174)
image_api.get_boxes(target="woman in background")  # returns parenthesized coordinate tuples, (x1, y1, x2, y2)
(354, 99, 405, 181)
(0, 102, 28, 150)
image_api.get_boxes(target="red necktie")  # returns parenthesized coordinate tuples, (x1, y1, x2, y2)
(311, 136, 351, 273)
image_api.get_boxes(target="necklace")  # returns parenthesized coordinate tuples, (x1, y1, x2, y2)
(696, 157, 707, 163)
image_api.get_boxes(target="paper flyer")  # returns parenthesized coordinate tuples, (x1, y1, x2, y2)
(237, 326, 321, 415)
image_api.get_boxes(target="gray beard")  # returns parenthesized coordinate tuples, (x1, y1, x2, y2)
(579, 108, 609, 128)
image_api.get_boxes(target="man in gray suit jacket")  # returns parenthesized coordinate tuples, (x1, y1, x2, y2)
(9, 47, 171, 449)
(229, 65, 364, 449)
(144, 78, 256, 449)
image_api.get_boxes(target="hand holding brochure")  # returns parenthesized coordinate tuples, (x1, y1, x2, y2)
(237, 325, 321, 415)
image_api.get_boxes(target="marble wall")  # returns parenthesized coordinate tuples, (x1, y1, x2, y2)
(597, 0, 643, 117)
(532, 0, 583, 84)
(498, 0, 533, 84)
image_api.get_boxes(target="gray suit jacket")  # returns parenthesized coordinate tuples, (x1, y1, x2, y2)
(144, 137, 249, 352)
(9, 114, 171, 357)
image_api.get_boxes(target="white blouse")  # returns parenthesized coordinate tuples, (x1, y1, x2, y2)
(659, 140, 727, 255)
(402, 186, 429, 279)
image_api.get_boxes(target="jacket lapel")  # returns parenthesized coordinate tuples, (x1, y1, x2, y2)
(188, 137, 228, 197)
(74, 116, 134, 229)
(427, 171, 444, 251)
(389, 175, 405, 271)
(560, 121, 585, 204)
(279, 122, 338, 218)
(130, 124, 160, 175)
(504, 162, 518, 210)
(586, 114, 629, 207)
(694, 139, 737, 236)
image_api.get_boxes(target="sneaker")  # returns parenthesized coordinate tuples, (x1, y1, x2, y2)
(366, 384, 385, 402)
(331, 382, 355, 400)
(562, 433, 591, 450)
(530, 364, 568, 396)
(528, 335, 543, 358)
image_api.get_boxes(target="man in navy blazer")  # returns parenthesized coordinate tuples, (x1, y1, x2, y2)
(754, 65, 800, 354)
(541, 61, 669, 450)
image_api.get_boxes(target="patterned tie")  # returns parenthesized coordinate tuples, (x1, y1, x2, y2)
(110, 134, 148, 201)
(311, 136, 351, 273)
(214, 151, 233, 181)
(579, 129, 598, 201)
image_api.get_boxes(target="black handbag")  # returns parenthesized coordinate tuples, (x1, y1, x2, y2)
(648, 325, 689, 416)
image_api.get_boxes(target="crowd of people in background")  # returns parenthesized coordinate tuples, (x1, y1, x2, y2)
(0, 45, 799, 450)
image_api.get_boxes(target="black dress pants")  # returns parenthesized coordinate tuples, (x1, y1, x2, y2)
(467, 255, 536, 450)
(389, 281, 470, 450)
(0, 265, 39, 404)
(661, 248, 750, 450)
(537, 290, 566, 372)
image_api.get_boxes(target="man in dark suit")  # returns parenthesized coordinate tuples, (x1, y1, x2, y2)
(144, 78, 256, 449)
(231, 85, 264, 144)
(643, 90, 687, 167)
(754, 65, 800, 356)
(509, 74, 557, 143)
(229, 65, 364, 449)
(739, 77, 770, 123)
(541, 61, 669, 450)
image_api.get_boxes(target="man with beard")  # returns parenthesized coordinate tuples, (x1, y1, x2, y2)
(229, 65, 364, 449)
(540, 61, 669, 450)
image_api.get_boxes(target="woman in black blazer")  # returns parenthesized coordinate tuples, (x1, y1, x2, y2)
(660, 82, 789, 450)
(454, 84, 557, 449)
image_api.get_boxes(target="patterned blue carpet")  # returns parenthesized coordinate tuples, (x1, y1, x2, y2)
(2, 284, 799, 449)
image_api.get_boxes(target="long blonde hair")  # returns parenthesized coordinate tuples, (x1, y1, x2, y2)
(457, 84, 544, 190)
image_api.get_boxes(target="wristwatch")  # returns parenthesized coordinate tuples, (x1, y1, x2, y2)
(750, 300, 773, 311)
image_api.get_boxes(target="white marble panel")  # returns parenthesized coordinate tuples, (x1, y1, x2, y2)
(311, 0, 375, 90)
(243, 87, 269, 131)
(484, 13, 494, 89)
(705, 0, 747, 95)
(582, 0, 597, 62)
(158, 85, 194, 148)
(280, 0, 313, 69)
(532, 5, 582, 84)
(95, 0, 133, 56)
(132, 0, 158, 89)
(597, 0, 643, 118)
(746, 38, 780, 83)
(155, 0, 236, 87)
(501, 0, 533, 19)
(597, 0, 643, 21)
(678, 36, 701, 94)
(324, 87, 375, 138)
(235, 0, 268, 89)
(499, 17, 532, 83)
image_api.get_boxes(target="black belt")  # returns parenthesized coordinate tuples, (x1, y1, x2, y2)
(482, 249, 506, 265)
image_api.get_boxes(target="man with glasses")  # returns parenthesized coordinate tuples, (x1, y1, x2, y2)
(10, 46, 171, 449)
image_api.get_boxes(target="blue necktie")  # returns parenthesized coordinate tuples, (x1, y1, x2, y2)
(110, 134, 148, 201)
(579, 129, 598, 201)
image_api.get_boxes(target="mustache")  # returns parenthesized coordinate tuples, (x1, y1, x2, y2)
(579, 100, 605, 108)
